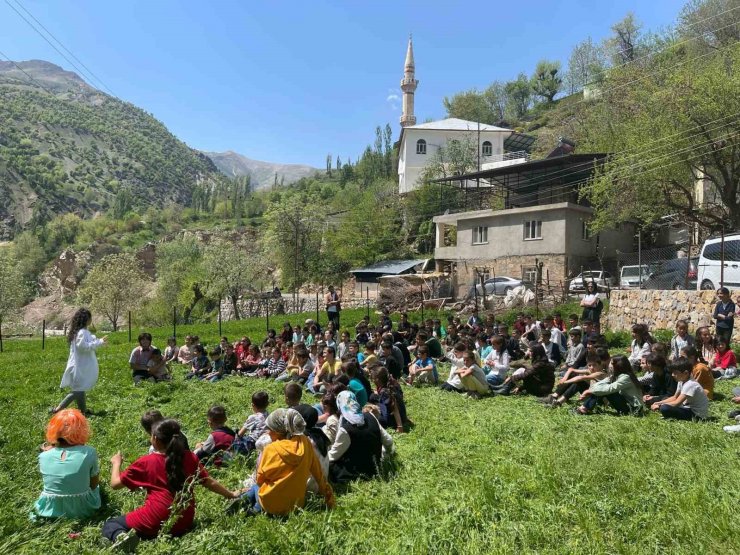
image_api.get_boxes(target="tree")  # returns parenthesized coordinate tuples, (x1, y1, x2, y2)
(0, 249, 27, 323)
(326, 154, 332, 177)
(11, 231, 46, 290)
(606, 13, 642, 65)
(582, 42, 740, 231)
(565, 37, 607, 93)
(443, 89, 497, 124)
(483, 81, 507, 122)
(419, 134, 479, 182)
(155, 237, 206, 323)
(678, 0, 740, 52)
(78, 253, 147, 331)
(504, 74, 533, 120)
(531, 60, 563, 103)
(202, 239, 269, 319)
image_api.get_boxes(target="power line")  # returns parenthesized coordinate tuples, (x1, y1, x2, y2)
(4, 0, 117, 97)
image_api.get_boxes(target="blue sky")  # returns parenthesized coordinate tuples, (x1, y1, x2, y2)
(0, 0, 684, 166)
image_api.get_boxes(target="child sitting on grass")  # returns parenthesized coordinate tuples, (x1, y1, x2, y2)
(344, 360, 370, 406)
(203, 347, 226, 383)
(681, 346, 715, 399)
(560, 328, 587, 377)
(105, 419, 237, 550)
(233, 392, 270, 456)
(284, 382, 303, 409)
(544, 349, 609, 408)
(360, 341, 378, 369)
(141, 410, 164, 454)
(642, 354, 675, 407)
(146, 349, 171, 382)
(370, 366, 409, 432)
(32, 409, 101, 521)
(185, 345, 209, 380)
(456, 350, 490, 399)
(163, 337, 179, 365)
(407, 345, 437, 386)
(670, 320, 694, 360)
(651, 360, 709, 421)
(710, 339, 737, 380)
(230, 408, 335, 516)
(193, 406, 236, 466)
(483, 335, 510, 388)
(490, 343, 555, 397)
(576, 355, 644, 415)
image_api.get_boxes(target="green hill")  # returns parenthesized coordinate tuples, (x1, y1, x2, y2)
(0, 60, 223, 239)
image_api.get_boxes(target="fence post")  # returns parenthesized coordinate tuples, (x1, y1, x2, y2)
(720, 226, 725, 289)
(42, 319, 46, 350)
(266, 299, 270, 333)
(316, 291, 320, 326)
(128, 311, 132, 343)
(218, 297, 222, 337)
(366, 286, 370, 320)
(420, 282, 424, 322)
(0, 316, 3, 353)
(172, 307, 177, 342)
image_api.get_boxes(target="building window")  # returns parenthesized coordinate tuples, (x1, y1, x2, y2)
(524, 220, 542, 240)
(523, 266, 537, 284)
(416, 139, 427, 155)
(581, 220, 591, 240)
(482, 141, 492, 156)
(473, 226, 488, 245)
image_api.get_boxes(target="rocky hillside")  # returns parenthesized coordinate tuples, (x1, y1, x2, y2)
(205, 150, 318, 190)
(0, 60, 223, 239)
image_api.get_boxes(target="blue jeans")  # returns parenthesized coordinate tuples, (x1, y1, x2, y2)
(583, 393, 631, 414)
(245, 484, 262, 513)
(485, 373, 504, 387)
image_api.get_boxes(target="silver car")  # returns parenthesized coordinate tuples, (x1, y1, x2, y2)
(569, 271, 617, 292)
(475, 276, 525, 296)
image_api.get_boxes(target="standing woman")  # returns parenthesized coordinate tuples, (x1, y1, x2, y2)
(580, 281, 603, 333)
(52, 308, 107, 415)
(325, 285, 342, 329)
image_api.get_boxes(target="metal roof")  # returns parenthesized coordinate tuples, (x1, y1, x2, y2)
(503, 132, 536, 152)
(431, 153, 608, 188)
(350, 259, 428, 276)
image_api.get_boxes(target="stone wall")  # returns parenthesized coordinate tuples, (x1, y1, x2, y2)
(604, 289, 739, 339)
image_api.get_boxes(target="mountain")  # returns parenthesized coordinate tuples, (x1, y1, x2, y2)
(205, 150, 318, 190)
(0, 60, 222, 239)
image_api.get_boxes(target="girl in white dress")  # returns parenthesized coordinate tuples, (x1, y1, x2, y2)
(52, 308, 107, 415)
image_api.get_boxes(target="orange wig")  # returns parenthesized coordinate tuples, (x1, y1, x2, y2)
(46, 409, 91, 446)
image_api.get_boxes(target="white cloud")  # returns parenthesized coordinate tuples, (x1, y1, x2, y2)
(386, 89, 400, 110)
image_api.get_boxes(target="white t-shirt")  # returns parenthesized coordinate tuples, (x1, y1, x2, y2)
(677, 380, 709, 419)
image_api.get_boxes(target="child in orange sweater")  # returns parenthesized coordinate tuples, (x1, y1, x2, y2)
(229, 408, 334, 516)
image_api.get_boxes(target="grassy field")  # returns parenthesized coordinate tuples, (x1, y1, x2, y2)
(2, 308, 740, 554)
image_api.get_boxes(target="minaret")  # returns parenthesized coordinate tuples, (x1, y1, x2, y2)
(400, 35, 418, 127)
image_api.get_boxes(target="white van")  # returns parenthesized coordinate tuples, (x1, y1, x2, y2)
(619, 265, 650, 288)
(696, 233, 740, 290)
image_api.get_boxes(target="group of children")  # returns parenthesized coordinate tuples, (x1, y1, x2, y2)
(36, 292, 740, 549)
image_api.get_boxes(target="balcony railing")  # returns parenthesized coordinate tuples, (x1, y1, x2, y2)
(482, 150, 530, 163)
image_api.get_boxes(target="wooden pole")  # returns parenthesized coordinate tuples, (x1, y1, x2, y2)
(42, 319, 46, 350)
(173, 307, 177, 342)
(128, 311, 132, 343)
(420, 282, 424, 322)
(218, 297, 222, 337)
(316, 291, 320, 326)
(366, 286, 370, 320)
(0, 316, 3, 353)
(491, 267, 496, 326)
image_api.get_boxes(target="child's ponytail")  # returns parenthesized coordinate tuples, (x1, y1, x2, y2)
(153, 419, 188, 492)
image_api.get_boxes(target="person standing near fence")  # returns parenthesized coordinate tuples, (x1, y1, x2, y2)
(325, 285, 342, 329)
(52, 308, 107, 416)
(580, 282, 603, 334)
(713, 287, 735, 344)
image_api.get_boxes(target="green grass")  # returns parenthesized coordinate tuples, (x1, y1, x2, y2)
(1, 309, 739, 554)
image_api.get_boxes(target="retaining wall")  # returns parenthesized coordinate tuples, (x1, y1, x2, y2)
(604, 289, 739, 339)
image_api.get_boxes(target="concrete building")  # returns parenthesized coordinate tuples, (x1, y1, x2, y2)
(431, 154, 635, 297)
(396, 37, 531, 194)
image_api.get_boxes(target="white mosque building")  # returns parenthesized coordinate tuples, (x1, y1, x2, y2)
(396, 37, 530, 194)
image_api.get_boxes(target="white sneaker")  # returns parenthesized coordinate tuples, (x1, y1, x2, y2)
(735, 415, 740, 422)
(112, 529, 140, 552)
(723, 424, 740, 434)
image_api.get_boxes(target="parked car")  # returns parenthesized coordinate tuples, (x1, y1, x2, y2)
(475, 276, 527, 296)
(569, 271, 617, 292)
(641, 257, 698, 290)
(619, 265, 652, 289)
(696, 233, 740, 290)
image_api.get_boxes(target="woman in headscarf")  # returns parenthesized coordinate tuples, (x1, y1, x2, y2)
(328, 391, 395, 484)
(295, 404, 330, 494)
(237, 408, 334, 515)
